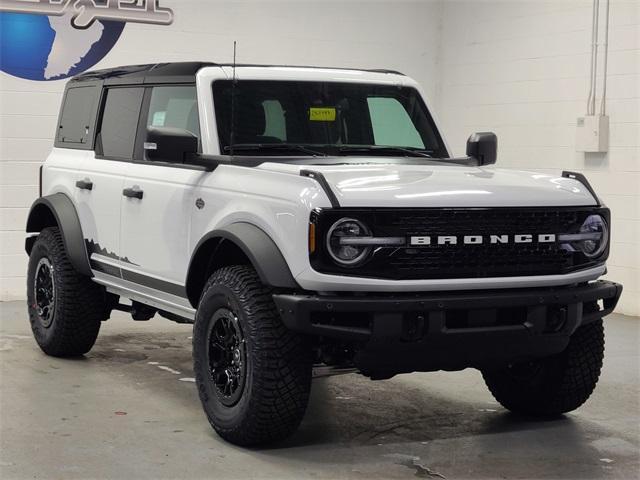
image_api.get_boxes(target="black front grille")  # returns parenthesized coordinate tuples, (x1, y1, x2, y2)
(310, 207, 608, 280)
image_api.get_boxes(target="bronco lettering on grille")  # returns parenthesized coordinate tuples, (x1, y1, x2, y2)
(409, 234, 556, 246)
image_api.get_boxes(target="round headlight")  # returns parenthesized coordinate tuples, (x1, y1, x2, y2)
(326, 218, 372, 266)
(575, 214, 608, 258)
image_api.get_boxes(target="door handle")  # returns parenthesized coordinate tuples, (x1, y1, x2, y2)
(75, 179, 93, 191)
(123, 186, 144, 199)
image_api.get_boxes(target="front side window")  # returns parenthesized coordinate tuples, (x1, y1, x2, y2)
(97, 87, 144, 159)
(146, 86, 200, 138)
(212, 80, 447, 158)
(143, 86, 200, 160)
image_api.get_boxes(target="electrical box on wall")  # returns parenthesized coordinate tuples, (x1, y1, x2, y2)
(576, 115, 609, 153)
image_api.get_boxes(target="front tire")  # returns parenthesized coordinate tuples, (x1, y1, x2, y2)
(482, 319, 605, 416)
(193, 265, 312, 446)
(27, 227, 107, 356)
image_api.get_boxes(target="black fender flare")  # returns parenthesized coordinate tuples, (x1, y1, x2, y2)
(25, 193, 92, 277)
(186, 222, 299, 305)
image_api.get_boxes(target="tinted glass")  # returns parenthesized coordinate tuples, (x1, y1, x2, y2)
(147, 86, 200, 137)
(57, 86, 97, 146)
(98, 87, 144, 159)
(262, 99, 287, 141)
(367, 97, 424, 148)
(212, 80, 447, 157)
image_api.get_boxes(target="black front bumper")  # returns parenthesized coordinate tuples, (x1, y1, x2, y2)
(273, 280, 622, 375)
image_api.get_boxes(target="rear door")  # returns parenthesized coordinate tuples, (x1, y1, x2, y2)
(119, 85, 203, 295)
(75, 86, 144, 278)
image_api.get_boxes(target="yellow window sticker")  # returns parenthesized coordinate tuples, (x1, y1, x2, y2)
(309, 107, 336, 122)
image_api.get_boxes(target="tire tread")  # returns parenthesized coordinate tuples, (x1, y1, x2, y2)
(483, 320, 605, 415)
(193, 265, 311, 446)
(27, 227, 105, 356)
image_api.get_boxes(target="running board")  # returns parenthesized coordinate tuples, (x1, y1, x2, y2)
(92, 271, 196, 321)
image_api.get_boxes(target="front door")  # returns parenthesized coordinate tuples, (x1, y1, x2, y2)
(76, 86, 144, 279)
(119, 85, 203, 297)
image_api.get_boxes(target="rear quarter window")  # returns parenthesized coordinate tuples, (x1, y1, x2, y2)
(55, 86, 99, 149)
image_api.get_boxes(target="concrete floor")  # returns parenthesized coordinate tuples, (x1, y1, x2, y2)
(0, 301, 638, 480)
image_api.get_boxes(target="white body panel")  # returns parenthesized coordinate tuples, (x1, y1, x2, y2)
(120, 162, 199, 286)
(42, 148, 85, 201)
(42, 149, 124, 276)
(41, 66, 604, 310)
(186, 163, 600, 293)
(254, 162, 597, 208)
(74, 155, 125, 271)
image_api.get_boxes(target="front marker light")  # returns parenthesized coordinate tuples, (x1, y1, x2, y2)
(559, 214, 609, 258)
(308, 222, 317, 254)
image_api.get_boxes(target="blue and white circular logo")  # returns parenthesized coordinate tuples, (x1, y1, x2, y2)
(0, 11, 124, 81)
(0, 1, 173, 82)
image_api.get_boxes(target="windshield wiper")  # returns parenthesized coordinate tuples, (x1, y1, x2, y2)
(338, 145, 434, 158)
(223, 143, 327, 157)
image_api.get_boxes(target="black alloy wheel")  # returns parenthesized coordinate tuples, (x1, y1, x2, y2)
(208, 307, 247, 406)
(33, 257, 56, 328)
(27, 227, 107, 356)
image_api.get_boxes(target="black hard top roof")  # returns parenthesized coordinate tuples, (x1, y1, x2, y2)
(70, 62, 215, 85)
(69, 61, 404, 85)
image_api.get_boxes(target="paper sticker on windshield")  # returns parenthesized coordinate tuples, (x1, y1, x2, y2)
(309, 107, 336, 122)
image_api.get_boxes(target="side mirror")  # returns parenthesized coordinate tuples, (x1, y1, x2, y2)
(145, 127, 198, 163)
(466, 132, 497, 166)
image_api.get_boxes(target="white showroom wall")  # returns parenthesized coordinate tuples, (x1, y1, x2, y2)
(437, 0, 640, 316)
(1, 0, 638, 316)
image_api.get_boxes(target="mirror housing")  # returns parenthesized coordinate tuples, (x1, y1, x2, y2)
(145, 127, 198, 163)
(466, 132, 497, 166)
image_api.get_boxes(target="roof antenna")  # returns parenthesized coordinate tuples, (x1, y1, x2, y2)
(229, 41, 237, 157)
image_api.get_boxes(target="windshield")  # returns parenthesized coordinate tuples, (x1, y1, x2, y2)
(212, 80, 448, 158)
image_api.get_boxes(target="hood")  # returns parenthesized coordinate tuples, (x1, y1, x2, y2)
(261, 161, 598, 208)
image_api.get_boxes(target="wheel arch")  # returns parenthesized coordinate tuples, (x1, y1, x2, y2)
(185, 222, 299, 307)
(25, 193, 92, 277)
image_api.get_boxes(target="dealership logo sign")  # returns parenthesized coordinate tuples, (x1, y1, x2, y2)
(1, 0, 173, 28)
(0, 1, 174, 81)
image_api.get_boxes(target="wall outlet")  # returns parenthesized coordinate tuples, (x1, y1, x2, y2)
(576, 115, 609, 153)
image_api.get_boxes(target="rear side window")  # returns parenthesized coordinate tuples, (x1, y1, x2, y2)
(56, 86, 97, 148)
(97, 87, 144, 159)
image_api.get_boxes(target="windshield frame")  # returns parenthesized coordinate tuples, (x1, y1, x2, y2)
(210, 78, 450, 159)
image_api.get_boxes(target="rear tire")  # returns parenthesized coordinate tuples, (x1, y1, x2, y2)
(193, 265, 312, 446)
(482, 320, 604, 416)
(27, 227, 106, 357)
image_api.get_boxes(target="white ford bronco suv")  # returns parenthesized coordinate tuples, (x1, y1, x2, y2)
(26, 62, 622, 446)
